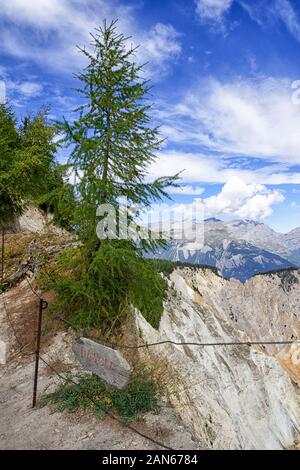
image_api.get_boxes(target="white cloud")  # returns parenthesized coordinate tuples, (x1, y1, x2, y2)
(0, 81, 6, 104)
(6, 80, 43, 98)
(148, 149, 300, 186)
(203, 177, 284, 219)
(149, 150, 224, 183)
(151, 75, 300, 188)
(168, 185, 205, 196)
(1, 0, 70, 28)
(0, 0, 106, 69)
(0, 66, 8, 79)
(169, 177, 284, 220)
(195, 0, 233, 22)
(140, 24, 182, 77)
(274, 0, 300, 41)
(0, 0, 181, 78)
(155, 77, 300, 166)
(17, 81, 43, 97)
(202, 78, 300, 163)
(240, 0, 300, 43)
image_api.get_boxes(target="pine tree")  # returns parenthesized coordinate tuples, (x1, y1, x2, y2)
(62, 19, 178, 249)
(0, 104, 22, 227)
(0, 106, 63, 279)
(0, 107, 60, 226)
(18, 110, 58, 199)
(18, 110, 76, 229)
(0, 104, 22, 279)
(48, 20, 179, 330)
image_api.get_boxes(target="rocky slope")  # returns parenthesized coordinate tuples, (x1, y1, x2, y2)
(2, 209, 300, 450)
(135, 267, 300, 450)
(1, 262, 300, 449)
(0, 279, 204, 451)
(8, 208, 300, 281)
(150, 218, 299, 281)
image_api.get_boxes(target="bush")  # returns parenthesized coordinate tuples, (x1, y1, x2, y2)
(41, 373, 160, 423)
(40, 240, 167, 331)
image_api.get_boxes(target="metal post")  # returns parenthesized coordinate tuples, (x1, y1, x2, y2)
(32, 298, 48, 408)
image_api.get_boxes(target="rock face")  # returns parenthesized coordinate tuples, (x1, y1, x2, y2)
(6, 206, 62, 234)
(149, 218, 299, 281)
(135, 267, 300, 450)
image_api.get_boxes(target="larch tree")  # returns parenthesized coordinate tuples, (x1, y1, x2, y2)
(62, 19, 178, 250)
(48, 20, 179, 330)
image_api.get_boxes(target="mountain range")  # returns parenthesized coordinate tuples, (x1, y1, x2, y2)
(149, 218, 300, 282)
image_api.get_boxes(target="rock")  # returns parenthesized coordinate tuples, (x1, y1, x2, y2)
(45, 331, 77, 365)
(73, 338, 132, 389)
(0, 340, 6, 365)
(147, 218, 297, 282)
(277, 344, 300, 386)
(134, 267, 300, 450)
(14, 382, 28, 393)
(6, 205, 64, 235)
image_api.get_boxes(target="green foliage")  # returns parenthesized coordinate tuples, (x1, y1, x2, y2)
(36, 163, 77, 231)
(111, 377, 160, 423)
(44, 20, 180, 332)
(0, 104, 23, 225)
(147, 258, 220, 277)
(61, 19, 178, 251)
(17, 110, 58, 199)
(42, 372, 160, 423)
(41, 241, 167, 330)
(0, 105, 71, 225)
(0, 104, 72, 229)
(18, 110, 77, 229)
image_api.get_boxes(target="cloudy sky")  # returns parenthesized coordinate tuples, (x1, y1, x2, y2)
(1, 0, 300, 232)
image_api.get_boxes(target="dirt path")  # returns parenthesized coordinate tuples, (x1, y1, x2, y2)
(0, 358, 204, 450)
(0, 280, 205, 451)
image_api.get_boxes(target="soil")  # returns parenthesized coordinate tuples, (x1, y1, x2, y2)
(0, 279, 206, 451)
(0, 359, 206, 450)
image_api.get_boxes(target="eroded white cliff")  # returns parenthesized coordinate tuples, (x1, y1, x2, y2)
(135, 267, 300, 450)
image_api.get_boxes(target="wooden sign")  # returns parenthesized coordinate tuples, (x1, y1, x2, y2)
(73, 337, 131, 389)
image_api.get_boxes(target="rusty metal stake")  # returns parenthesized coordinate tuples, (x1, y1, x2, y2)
(32, 298, 48, 408)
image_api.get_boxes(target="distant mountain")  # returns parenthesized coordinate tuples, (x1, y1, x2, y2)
(225, 219, 300, 266)
(148, 218, 298, 282)
(283, 227, 300, 264)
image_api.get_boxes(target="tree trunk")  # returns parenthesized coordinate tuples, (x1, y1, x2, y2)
(101, 104, 111, 205)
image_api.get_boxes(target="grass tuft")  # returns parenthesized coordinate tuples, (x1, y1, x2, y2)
(41, 372, 160, 423)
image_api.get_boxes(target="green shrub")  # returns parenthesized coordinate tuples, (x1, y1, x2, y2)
(41, 373, 160, 423)
(112, 377, 159, 422)
(40, 240, 167, 331)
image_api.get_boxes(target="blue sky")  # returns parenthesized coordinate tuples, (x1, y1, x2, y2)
(1, 0, 300, 233)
